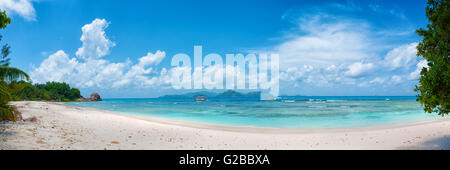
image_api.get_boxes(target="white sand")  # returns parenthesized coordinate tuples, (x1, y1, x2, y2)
(1, 101, 449, 150)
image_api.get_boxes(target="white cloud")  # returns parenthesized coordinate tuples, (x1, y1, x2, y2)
(259, 5, 423, 92)
(112, 51, 166, 88)
(158, 68, 171, 87)
(202, 64, 224, 89)
(358, 77, 385, 87)
(274, 15, 374, 69)
(345, 62, 374, 77)
(28, 3, 425, 96)
(408, 59, 428, 80)
(138, 51, 165, 66)
(279, 66, 313, 82)
(383, 42, 418, 70)
(87, 59, 127, 88)
(0, 0, 36, 21)
(32, 54, 130, 88)
(391, 75, 402, 84)
(31, 18, 168, 90)
(34, 50, 168, 89)
(30, 50, 78, 83)
(370, 77, 385, 84)
(357, 75, 405, 88)
(263, 13, 387, 88)
(76, 19, 116, 59)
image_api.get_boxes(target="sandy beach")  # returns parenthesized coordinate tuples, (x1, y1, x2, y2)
(1, 101, 449, 150)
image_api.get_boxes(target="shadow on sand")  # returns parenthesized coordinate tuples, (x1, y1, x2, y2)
(0, 121, 19, 137)
(399, 135, 450, 150)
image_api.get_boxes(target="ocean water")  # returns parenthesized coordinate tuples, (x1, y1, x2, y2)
(64, 96, 440, 129)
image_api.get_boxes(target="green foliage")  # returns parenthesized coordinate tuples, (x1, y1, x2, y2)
(0, 81, 21, 121)
(1, 43, 11, 66)
(0, 10, 11, 67)
(8, 81, 81, 102)
(0, 66, 29, 81)
(0, 10, 25, 121)
(0, 11, 10, 29)
(414, 0, 450, 115)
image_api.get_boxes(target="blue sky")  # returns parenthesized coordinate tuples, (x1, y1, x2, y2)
(0, 0, 430, 98)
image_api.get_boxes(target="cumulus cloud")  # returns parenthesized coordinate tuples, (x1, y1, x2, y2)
(260, 3, 424, 92)
(0, 0, 36, 21)
(279, 65, 313, 82)
(76, 19, 116, 59)
(76, 59, 128, 88)
(112, 51, 166, 88)
(31, 53, 129, 88)
(28, 2, 426, 96)
(31, 18, 168, 90)
(30, 50, 78, 83)
(264, 11, 388, 88)
(345, 62, 375, 77)
(202, 64, 224, 89)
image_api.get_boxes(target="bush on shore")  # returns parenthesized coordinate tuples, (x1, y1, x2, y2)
(8, 81, 81, 102)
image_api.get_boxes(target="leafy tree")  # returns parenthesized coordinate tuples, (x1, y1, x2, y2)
(0, 11, 10, 66)
(0, 10, 29, 121)
(68, 88, 81, 100)
(0, 11, 10, 29)
(414, 0, 449, 115)
(0, 11, 80, 120)
(0, 40, 11, 66)
(9, 81, 81, 101)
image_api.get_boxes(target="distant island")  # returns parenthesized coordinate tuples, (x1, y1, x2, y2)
(158, 90, 260, 99)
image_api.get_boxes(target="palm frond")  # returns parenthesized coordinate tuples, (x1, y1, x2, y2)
(0, 82, 10, 101)
(0, 106, 11, 121)
(0, 66, 30, 81)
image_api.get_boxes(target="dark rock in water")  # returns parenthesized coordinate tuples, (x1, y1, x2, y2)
(77, 93, 102, 102)
(90, 93, 102, 101)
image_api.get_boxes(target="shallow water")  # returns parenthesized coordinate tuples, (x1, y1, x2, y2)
(64, 96, 439, 129)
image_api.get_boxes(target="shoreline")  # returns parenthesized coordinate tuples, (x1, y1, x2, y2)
(61, 102, 447, 134)
(1, 101, 449, 150)
(57, 102, 448, 134)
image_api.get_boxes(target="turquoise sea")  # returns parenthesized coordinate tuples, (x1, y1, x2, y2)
(64, 96, 440, 129)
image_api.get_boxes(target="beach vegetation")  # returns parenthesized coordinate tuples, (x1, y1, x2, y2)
(0, 11, 29, 121)
(414, 0, 449, 115)
(8, 81, 81, 101)
(0, 11, 81, 121)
